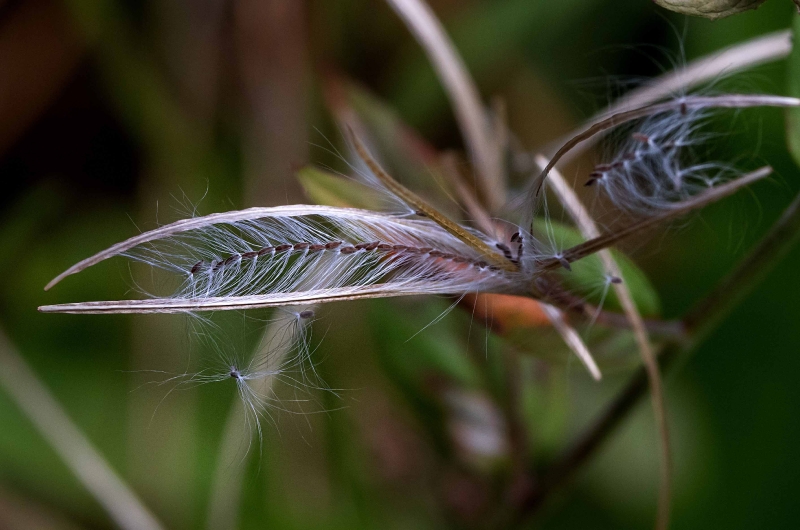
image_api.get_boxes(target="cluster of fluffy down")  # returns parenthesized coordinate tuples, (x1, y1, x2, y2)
(585, 106, 739, 216)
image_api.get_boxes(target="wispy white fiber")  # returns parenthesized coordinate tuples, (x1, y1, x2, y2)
(43, 206, 520, 313)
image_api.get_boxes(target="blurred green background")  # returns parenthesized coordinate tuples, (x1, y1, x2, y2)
(1, 0, 799, 528)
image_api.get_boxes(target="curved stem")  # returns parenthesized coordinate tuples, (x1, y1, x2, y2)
(517, 189, 800, 524)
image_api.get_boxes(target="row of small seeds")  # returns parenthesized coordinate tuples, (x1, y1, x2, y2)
(189, 241, 499, 276)
(585, 132, 680, 187)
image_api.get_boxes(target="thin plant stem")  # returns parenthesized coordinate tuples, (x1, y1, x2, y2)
(385, 0, 505, 212)
(534, 166, 772, 272)
(0, 328, 164, 530)
(439, 152, 499, 238)
(536, 155, 671, 530)
(518, 189, 800, 523)
(348, 129, 517, 271)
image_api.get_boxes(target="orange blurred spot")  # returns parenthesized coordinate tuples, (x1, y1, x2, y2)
(461, 293, 551, 334)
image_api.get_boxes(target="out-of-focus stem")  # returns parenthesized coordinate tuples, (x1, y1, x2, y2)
(519, 189, 800, 522)
(236, 0, 309, 206)
(538, 156, 671, 530)
(385, 0, 505, 212)
(0, 329, 164, 530)
(205, 310, 307, 530)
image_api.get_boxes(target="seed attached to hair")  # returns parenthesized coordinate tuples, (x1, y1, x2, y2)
(496, 243, 514, 261)
(190, 261, 204, 275)
(325, 241, 343, 249)
(258, 246, 274, 256)
(632, 132, 650, 144)
(275, 244, 292, 252)
(308, 244, 325, 252)
(222, 254, 240, 267)
(293, 243, 310, 251)
(241, 251, 258, 260)
(340, 246, 357, 254)
(299, 310, 315, 319)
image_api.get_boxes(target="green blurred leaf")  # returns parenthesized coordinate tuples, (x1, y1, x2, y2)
(297, 166, 385, 209)
(372, 300, 482, 391)
(533, 219, 661, 316)
(520, 357, 569, 456)
(788, 15, 800, 164)
(653, 0, 769, 20)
